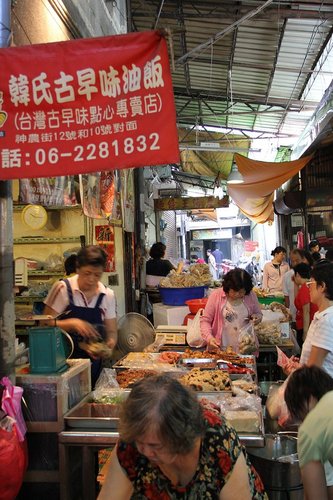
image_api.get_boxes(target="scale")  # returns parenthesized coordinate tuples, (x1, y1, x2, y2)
(155, 325, 188, 346)
(19, 314, 74, 374)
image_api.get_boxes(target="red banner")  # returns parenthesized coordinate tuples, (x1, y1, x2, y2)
(244, 240, 259, 252)
(95, 225, 115, 272)
(0, 31, 179, 180)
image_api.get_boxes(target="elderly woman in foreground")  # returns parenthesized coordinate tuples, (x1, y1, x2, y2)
(98, 374, 267, 500)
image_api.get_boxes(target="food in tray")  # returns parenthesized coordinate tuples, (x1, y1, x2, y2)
(231, 379, 258, 394)
(181, 358, 217, 369)
(158, 352, 181, 364)
(180, 368, 231, 392)
(159, 263, 211, 288)
(221, 363, 255, 375)
(253, 287, 269, 297)
(79, 340, 113, 358)
(224, 410, 260, 433)
(253, 287, 284, 299)
(181, 348, 255, 365)
(93, 394, 125, 404)
(116, 369, 157, 388)
(261, 302, 292, 322)
(199, 398, 221, 416)
(120, 352, 153, 362)
(116, 352, 182, 371)
(254, 322, 281, 344)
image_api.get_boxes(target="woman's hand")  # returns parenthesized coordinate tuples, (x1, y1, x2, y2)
(70, 319, 101, 340)
(207, 337, 220, 351)
(105, 338, 116, 350)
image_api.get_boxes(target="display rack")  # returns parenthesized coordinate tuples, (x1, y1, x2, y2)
(17, 360, 91, 495)
(14, 237, 81, 244)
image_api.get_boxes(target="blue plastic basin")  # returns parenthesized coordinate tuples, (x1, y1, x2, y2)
(159, 286, 207, 306)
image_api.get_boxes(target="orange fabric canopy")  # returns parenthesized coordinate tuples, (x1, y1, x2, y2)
(228, 153, 313, 224)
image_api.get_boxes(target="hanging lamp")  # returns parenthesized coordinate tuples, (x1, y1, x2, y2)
(227, 162, 244, 184)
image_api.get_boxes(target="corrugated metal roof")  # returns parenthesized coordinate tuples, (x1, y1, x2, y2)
(129, 0, 333, 175)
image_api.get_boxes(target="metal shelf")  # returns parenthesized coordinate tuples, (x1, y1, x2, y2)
(28, 270, 63, 276)
(13, 204, 81, 212)
(14, 237, 80, 244)
(15, 296, 45, 302)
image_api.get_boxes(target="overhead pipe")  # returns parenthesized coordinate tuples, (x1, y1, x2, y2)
(0, 0, 15, 380)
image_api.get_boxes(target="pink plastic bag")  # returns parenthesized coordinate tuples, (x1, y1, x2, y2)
(1, 377, 26, 442)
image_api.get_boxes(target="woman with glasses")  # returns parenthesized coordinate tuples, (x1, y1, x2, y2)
(299, 263, 333, 375)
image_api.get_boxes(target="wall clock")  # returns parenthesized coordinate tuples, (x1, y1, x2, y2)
(21, 204, 48, 230)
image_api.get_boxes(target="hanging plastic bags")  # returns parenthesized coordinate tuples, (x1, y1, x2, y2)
(186, 308, 205, 348)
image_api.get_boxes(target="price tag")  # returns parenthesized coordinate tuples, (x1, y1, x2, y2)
(280, 322, 290, 339)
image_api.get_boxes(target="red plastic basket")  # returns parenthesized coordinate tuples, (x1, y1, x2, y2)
(185, 298, 208, 314)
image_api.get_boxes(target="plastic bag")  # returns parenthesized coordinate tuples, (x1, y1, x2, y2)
(1, 377, 26, 442)
(186, 308, 205, 348)
(266, 378, 291, 426)
(0, 378, 28, 500)
(238, 322, 258, 354)
(276, 346, 300, 375)
(144, 337, 165, 352)
(0, 423, 28, 500)
(92, 368, 122, 402)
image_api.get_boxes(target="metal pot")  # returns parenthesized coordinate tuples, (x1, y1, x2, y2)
(248, 433, 303, 500)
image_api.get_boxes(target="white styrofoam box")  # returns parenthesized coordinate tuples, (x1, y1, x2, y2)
(152, 302, 190, 327)
(261, 310, 285, 322)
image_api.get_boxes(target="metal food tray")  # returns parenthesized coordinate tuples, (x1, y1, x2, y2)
(113, 352, 185, 373)
(64, 391, 130, 429)
(179, 358, 217, 369)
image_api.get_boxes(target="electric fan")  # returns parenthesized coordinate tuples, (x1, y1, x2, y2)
(117, 313, 155, 356)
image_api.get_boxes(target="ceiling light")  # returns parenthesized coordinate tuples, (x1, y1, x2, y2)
(227, 162, 244, 184)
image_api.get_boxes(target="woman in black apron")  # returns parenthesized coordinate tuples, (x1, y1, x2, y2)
(44, 246, 117, 387)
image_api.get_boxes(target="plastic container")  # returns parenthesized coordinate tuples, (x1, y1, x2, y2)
(159, 286, 207, 306)
(258, 296, 285, 305)
(185, 298, 208, 314)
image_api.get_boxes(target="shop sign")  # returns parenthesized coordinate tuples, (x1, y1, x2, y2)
(95, 225, 115, 272)
(192, 228, 232, 240)
(0, 31, 179, 180)
(154, 195, 229, 211)
(244, 240, 259, 252)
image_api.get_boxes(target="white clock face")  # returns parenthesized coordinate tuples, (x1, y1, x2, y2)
(22, 204, 48, 230)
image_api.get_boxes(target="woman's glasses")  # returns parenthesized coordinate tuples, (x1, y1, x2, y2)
(306, 280, 316, 288)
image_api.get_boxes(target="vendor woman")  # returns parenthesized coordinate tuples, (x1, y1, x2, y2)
(200, 268, 262, 352)
(43, 245, 117, 386)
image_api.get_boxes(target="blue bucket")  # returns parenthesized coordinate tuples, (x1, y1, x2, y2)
(159, 286, 207, 306)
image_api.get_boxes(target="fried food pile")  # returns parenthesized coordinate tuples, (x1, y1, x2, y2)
(159, 263, 211, 287)
(180, 368, 232, 392)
